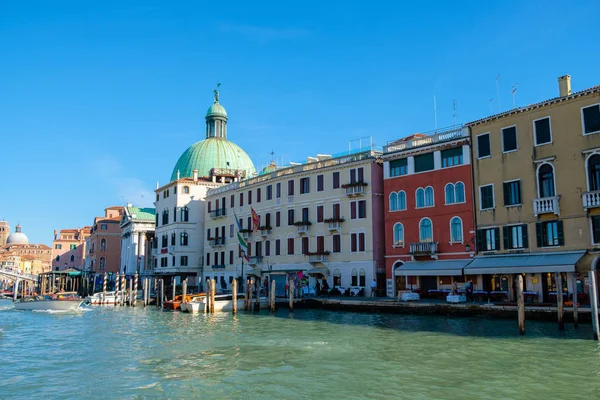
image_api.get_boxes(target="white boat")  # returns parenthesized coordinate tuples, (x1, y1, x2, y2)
(14, 292, 84, 311)
(85, 291, 122, 305)
(181, 294, 269, 313)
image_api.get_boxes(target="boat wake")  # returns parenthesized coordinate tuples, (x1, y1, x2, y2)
(0, 305, 14, 311)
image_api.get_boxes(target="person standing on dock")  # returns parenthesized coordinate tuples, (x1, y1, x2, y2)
(465, 279, 474, 302)
(370, 279, 377, 298)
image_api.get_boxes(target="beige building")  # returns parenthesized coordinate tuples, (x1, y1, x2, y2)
(466, 75, 600, 303)
(0, 221, 9, 246)
(204, 148, 385, 297)
(51, 227, 92, 271)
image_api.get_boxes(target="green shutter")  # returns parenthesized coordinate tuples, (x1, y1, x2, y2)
(476, 229, 484, 252)
(536, 223, 543, 248)
(494, 228, 501, 250)
(516, 181, 522, 204)
(521, 224, 529, 248)
(557, 220, 565, 246)
(503, 182, 509, 206)
(503, 226, 510, 249)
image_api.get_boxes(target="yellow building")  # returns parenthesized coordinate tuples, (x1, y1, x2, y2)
(466, 75, 600, 303)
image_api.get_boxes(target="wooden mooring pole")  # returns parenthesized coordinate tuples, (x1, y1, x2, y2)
(589, 270, 600, 341)
(121, 274, 126, 306)
(556, 273, 564, 330)
(206, 279, 211, 313)
(289, 279, 294, 311)
(572, 273, 578, 328)
(182, 278, 187, 307)
(270, 280, 276, 312)
(254, 278, 260, 312)
(160, 279, 165, 310)
(133, 274, 138, 307)
(232, 279, 237, 314)
(516, 274, 525, 335)
(171, 277, 176, 302)
(129, 279, 134, 306)
(247, 278, 253, 311)
(210, 278, 216, 314)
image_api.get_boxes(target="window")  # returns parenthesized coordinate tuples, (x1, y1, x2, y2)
(333, 172, 340, 189)
(501, 126, 518, 153)
(389, 159, 408, 177)
(333, 203, 341, 219)
(358, 200, 366, 218)
(351, 202, 356, 219)
(359, 232, 365, 251)
(390, 192, 398, 210)
(101, 224, 108, 230)
(333, 234, 341, 252)
(266, 185, 273, 200)
(419, 218, 433, 242)
(240, 192, 244, 207)
(477, 227, 500, 251)
(416, 188, 425, 208)
(445, 183, 455, 204)
(534, 117, 552, 145)
(441, 147, 463, 167)
(208, 201, 212, 213)
(171, 233, 176, 246)
(70, 255, 74, 262)
(230, 224, 234, 237)
(398, 191, 406, 210)
(287, 238, 295, 255)
(424, 187, 434, 207)
(265, 213, 271, 228)
(301, 207, 309, 222)
(231, 194, 235, 208)
(180, 256, 188, 266)
(538, 163, 555, 198)
(161, 234, 168, 248)
(183, 186, 190, 194)
(414, 153, 434, 173)
(351, 269, 358, 286)
(162, 210, 169, 225)
(180, 232, 188, 246)
(276, 182, 281, 198)
(100, 239, 106, 250)
(591, 216, 600, 244)
(351, 233, 357, 252)
(56, 255, 60, 261)
(536, 221, 564, 247)
(455, 182, 465, 203)
(588, 154, 600, 191)
(206, 253, 210, 266)
(317, 205, 324, 222)
(265, 241, 271, 256)
(70, 244, 76, 250)
(229, 251, 234, 264)
(393, 223, 404, 246)
(317, 236, 324, 253)
(180, 207, 189, 222)
(55, 244, 62, 250)
(582, 104, 600, 135)
(317, 175, 324, 191)
(248, 190, 252, 205)
(287, 209, 295, 225)
(276, 211, 281, 227)
(100, 257, 106, 270)
(302, 237, 309, 254)
(257, 188, 261, 203)
(359, 268, 366, 287)
(300, 177, 310, 194)
(503, 180, 521, 206)
(477, 133, 491, 158)
(288, 180, 295, 196)
(275, 239, 281, 255)
(333, 269, 341, 287)
(480, 185, 495, 210)
(503, 224, 528, 249)
(450, 217, 463, 243)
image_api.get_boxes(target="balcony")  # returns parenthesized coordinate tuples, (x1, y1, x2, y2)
(409, 242, 439, 256)
(260, 228, 272, 237)
(248, 256, 263, 265)
(533, 196, 560, 216)
(240, 230, 252, 240)
(211, 264, 226, 269)
(308, 253, 330, 263)
(210, 208, 227, 219)
(583, 191, 600, 209)
(209, 237, 226, 247)
(151, 248, 159, 256)
(295, 222, 311, 235)
(326, 219, 345, 232)
(343, 182, 368, 197)
(288, 195, 295, 204)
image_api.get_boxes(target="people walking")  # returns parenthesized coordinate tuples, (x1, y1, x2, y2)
(465, 279, 474, 302)
(370, 279, 377, 298)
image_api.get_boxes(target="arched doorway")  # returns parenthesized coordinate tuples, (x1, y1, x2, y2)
(393, 261, 405, 295)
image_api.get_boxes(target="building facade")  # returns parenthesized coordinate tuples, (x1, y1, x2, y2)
(204, 148, 385, 297)
(0, 223, 52, 275)
(120, 205, 155, 277)
(86, 207, 124, 276)
(51, 227, 91, 271)
(467, 75, 600, 303)
(382, 126, 475, 297)
(0, 221, 9, 246)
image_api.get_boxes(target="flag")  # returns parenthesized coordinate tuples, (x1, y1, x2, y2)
(251, 207, 260, 232)
(233, 210, 250, 262)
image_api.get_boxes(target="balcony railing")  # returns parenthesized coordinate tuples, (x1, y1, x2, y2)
(260, 229, 272, 237)
(533, 196, 560, 216)
(210, 209, 227, 219)
(308, 254, 329, 263)
(328, 221, 342, 231)
(384, 125, 468, 153)
(211, 264, 226, 269)
(409, 242, 439, 256)
(209, 238, 226, 247)
(345, 185, 367, 196)
(240, 231, 252, 239)
(248, 256, 263, 265)
(583, 191, 600, 209)
(297, 224, 310, 235)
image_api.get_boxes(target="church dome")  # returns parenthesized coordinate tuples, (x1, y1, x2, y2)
(259, 161, 279, 176)
(171, 138, 256, 181)
(6, 224, 29, 245)
(206, 102, 227, 118)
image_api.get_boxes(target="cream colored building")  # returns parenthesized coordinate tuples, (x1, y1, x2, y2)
(204, 149, 385, 297)
(466, 75, 600, 303)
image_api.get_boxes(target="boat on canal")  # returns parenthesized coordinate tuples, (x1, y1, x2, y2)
(85, 291, 122, 305)
(180, 293, 269, 313)
(14, 291, 84, 311)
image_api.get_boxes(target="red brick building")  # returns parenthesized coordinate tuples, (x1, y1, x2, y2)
(382, 126, 475, 297)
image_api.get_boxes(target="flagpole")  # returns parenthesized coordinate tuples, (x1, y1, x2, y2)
(241, 255, 245, 293)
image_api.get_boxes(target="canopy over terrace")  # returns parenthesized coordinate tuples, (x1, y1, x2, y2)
(394, 259, 473, 276)
(306, 266, 330, 277)
(464, 251, 586, 275)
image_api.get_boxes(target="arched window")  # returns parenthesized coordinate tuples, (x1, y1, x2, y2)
(99, 257, 106, 271)
(389, 192, 398, 211)
(351, 268, 358, 286)
(419, 218, 433, 242)
(333, 268, 341, 287)
(588, 154, 600, 191)
(100, 239, 106, 251)
(393, 223, 404, 246)
(183, 186, 190, 194)
(445, 183, 455, 204)
(398, 191, 406, 210)
(359, 268, 366, 287)
(450, 217, 463, 243)
(538, 163, 555, 197)
(416, 188, 425, 208)
(181, 207, 189, 222)
(180, 232, 189, 246)
(455, 182, 465, 203)
(70, 255, 75, 262)
(56, 255, 60, 262)
(425, 187, 434, 207)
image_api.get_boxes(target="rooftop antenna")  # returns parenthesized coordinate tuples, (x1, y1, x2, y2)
(495, 74, 501, 112)
(433, 95, 438, 131)
(270, 149, 275, 164)
(489, 98, 494, 114)
(511, 82, 519, 109)
(452, 99, 457, 126)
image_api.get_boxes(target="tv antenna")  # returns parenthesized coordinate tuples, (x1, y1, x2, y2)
(495, 74, 501, 112)
(489, 98, 494, 114)
(452, 99, 457, 126)
(511, 83, 519, 109)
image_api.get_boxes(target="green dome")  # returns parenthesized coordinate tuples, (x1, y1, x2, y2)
(171, 138, 256, 181)
(259, 161, 279, 176)
(206, 102, 227, 118)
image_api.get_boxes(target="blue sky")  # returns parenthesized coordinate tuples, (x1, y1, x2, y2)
(1, 0, 599, 245)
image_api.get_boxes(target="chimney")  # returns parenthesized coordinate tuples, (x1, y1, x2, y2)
(558, 75, 571, 97)
(127, 203, 132, 208)
(193, 169, 198, 182)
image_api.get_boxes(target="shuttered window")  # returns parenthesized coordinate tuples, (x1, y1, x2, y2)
(535, 221, 564, 247)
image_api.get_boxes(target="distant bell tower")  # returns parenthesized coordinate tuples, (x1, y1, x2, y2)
(0, 220, 9, 246)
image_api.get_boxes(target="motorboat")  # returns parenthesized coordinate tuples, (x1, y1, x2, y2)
(164, 293, 204, 311)
(85, 291, 122, 305)
(186, 294, 269, 313)
(14, 292, 84, 311)
(180, 295, 206, 313)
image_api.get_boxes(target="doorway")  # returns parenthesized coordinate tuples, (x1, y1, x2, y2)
(421, 276, 437, 295)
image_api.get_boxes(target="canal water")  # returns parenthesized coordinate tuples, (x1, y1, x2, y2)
(1, 299, 599, 400)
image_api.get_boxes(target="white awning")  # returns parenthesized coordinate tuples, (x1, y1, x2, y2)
(307, 266, 329, 276)
(464, 251, 586, 275)
(394, 259, 472, 276)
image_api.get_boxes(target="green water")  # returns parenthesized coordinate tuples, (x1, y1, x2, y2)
(0, 299, 599, 399)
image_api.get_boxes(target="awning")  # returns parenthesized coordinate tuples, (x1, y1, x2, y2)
(394, 259, 472, 276)
(246, 268, 262, 277)
(306, 266, 330, 276)
(464, 251, 586, 275)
